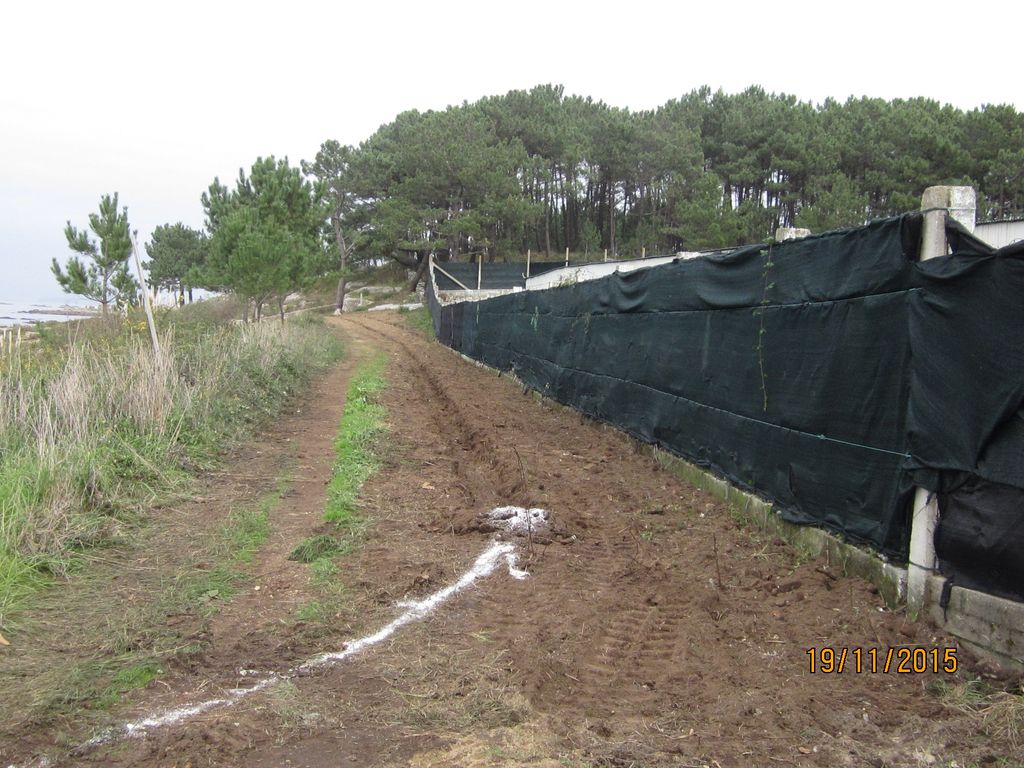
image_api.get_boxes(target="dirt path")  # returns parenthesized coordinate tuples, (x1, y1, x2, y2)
(3, 314, 1018, 767)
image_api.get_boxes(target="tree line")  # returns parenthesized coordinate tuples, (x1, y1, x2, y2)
(53, 158, 328, 320)
(348, 85, 1023, 269)
(54, 85, 1024, 312)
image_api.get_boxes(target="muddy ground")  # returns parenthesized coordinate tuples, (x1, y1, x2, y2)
(1, 313, 1020, 767)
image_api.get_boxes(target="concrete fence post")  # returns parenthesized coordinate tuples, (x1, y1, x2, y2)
(774, 227, 811, 242)
(906, 185, 977, 614)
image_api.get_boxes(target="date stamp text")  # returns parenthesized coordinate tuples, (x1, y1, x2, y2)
(806, 646, 958, 674)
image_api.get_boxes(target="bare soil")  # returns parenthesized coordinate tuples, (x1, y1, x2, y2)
(1, 313, 1020, 768)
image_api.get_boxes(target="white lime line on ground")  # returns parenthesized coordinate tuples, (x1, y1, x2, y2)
(300, 540, 518, 669)
(84, 542, 516, 747)
(52, 506, 548, 761)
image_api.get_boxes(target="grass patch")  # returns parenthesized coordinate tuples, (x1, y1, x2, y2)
(0, 553, 48, 631)
(294, 573, 350, 628)
(288, 534, 347, 563)
(309, 555, 338, 584)
(263, 679, 322, 731)
(96, 661, 162, 709)
(325, 353, 387, 526)
(930, 677, 1024, 752)
(296, 600, 328, 623)
(226, 497, 273, 565)
(982, 688, 1024, 753)
(175, 485, 277, 614)
(290, 354, 390, 625)
(24, 483, 282, 720)
(403, 306, 435, 339)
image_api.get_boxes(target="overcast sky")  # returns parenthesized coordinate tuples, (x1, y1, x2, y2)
(2, 0, 1021, 303)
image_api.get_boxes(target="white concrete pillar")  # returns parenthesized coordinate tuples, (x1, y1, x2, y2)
(775, 227, 811, 242)
(906, 186, 976, 614)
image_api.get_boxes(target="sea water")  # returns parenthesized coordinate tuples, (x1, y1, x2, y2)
(0, 297, 97, 327)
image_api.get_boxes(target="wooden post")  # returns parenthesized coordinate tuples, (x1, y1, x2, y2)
(604, 249, 608, 262)
(131, 232, 161, 357)
(565, 247, 569, 267)
(906, 186, 976, 615)
(641, 246, 646, 259)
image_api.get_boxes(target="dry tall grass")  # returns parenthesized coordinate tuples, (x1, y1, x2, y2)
(0, 315, 341, 622)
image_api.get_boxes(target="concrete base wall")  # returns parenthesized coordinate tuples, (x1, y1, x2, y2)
(652, 448, 1024, 673)
(435, 288, 519, 305)
(650, 448, 908, 609)
(925, 575, 1024, 671)
(523, 254, 697, 291)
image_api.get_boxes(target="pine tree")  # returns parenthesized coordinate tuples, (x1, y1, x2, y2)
(52, 193, 139, 315)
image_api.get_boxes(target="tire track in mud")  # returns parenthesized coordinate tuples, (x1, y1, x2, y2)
(346, 315, 532, 527)
(343, 316, 667, 725)
(348, 316, 711, 730)
(356, 319, 689, 688)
